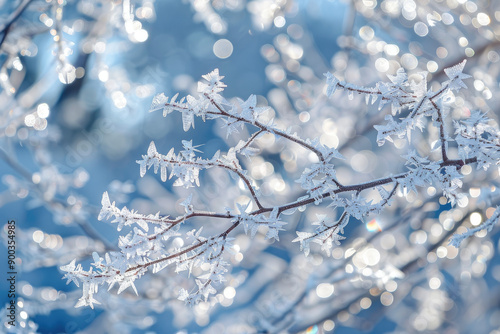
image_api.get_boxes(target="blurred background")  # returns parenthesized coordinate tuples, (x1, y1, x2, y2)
(1, 0, 500, 333)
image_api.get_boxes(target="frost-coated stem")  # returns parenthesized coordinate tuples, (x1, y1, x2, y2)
(124, 220, 240, 274)
(204, 93, 327, 162)
(429, 84, 450, 162)
(260, 157, 476, 216)
(123, 211, 234, 249)
(148, 148, 265, 209)
(240, 129, 265, 152)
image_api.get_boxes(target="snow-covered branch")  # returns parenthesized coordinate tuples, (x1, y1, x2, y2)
(63, 60, 500, 309)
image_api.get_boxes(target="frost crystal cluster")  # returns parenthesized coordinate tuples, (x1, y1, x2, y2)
(62, 61, 500, 308)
